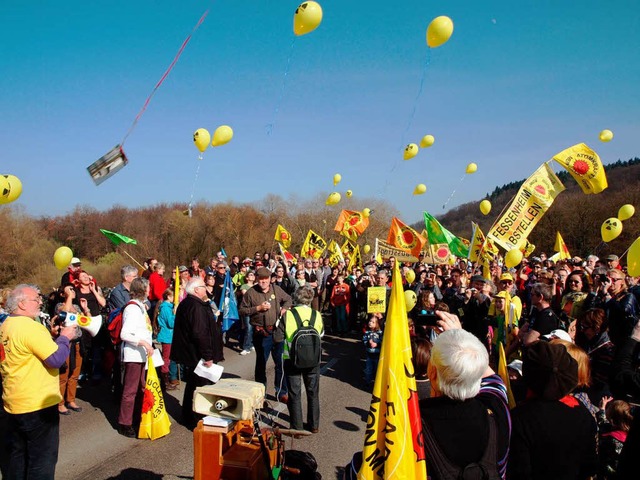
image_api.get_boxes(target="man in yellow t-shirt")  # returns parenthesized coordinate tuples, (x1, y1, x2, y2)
(0, 284, 76, 479)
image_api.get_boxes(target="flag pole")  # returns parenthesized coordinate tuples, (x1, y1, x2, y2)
(119, 248, 145, 270)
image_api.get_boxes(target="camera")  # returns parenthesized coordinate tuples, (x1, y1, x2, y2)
(414, 311, 439, 328)
(597, 274, 609, 283)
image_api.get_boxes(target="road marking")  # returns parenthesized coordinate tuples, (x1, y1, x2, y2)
(321, 357, 338, 375)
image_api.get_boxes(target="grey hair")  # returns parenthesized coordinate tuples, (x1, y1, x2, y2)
(185, 277, 204, 296)
(5, 284, 40, 314)
(129, 277, 149, 300)
(430, 329, 488, 401)
(586, 255, 599, 263)
(293, 285, 314, 307)
(120, 265, 138, 280)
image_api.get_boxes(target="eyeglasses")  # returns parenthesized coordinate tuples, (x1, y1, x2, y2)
(610, 278, 624, 283)
(568, 279, 581, 284)
(500, 280, 513, 284)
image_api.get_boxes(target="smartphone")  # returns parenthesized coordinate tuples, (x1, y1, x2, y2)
(415, 312, 439, 327)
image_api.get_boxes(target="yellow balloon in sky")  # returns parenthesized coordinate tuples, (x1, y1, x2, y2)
(403, 143, 419, 160)
(0, 175, 22, 204)
(362, 208, 371, 218)
(405, 269, 416, 284)
(193, 128, 210, 153)
(599, 129, 614, 142)
(466, 163, 478, 174)
(505, 248, 523, 268)
(413, 183, 427, 195)
(211, 125, 233, 147)
(326, 192, 341, 206)
(333, 173, 342, 186)
(53, 246, 73, 270)
(618, 204, 635, 221)
(404, 290, 417, 311)
(479, 199, 492, 215)
(346, 190, 353, 198)
(293, 1, 323, 36)
(627, 236, 640, 277)
(420, 135, 435, 148)
(363, 244, 371, 254)
(601, 217, 622, 242)
(426, 16, 454, 48)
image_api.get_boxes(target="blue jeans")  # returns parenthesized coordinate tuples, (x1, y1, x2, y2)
(242, 316, 253, 351)
(7, 405, 60, 479)
(364, 352, 380, 384)
(253, 332, 287, 398)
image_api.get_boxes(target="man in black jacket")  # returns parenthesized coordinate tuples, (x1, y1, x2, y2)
(171, 277, 222, 430)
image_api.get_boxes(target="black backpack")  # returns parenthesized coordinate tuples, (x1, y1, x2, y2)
(422, 409, 501, 480)
(289, 308, 322, 369)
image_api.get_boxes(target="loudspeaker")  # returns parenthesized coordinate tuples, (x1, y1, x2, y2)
(193, 379, 265, 421)
(60, 312, 102, 337)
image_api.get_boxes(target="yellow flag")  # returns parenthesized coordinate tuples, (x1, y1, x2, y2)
(174, 267, 180, 308)
(358, 263, 427, 479)
(553, 232, 571, 260)
(552, 143, 608, 194)
(274, 224, 292, 249)
(497, 343, 516, 410)
(347, 245, 362, 271)
(138, 357, 171, 440)
(327, 240, 344, 267)
(301, 230, 327, 259)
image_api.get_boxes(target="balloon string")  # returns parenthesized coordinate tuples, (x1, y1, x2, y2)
(121, 9, 209, 147)
(188, 154, 203, 218)
(400, 49, 431, 148)
(442, 174, 466, 210)
(266, 37, 297, 136)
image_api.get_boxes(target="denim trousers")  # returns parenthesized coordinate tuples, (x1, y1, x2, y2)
(7, 405, 60, 480)
(284, 360, 320, 430)
(253, 332, 287, 398)
(242, 316, 253, 351)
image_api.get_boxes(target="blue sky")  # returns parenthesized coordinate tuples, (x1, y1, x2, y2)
(1, 1, 638, 224)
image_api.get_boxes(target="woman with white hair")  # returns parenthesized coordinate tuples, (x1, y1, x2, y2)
(419, 311, 511, 479)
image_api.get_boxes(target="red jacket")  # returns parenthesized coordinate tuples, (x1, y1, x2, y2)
(148, 272, 168, 302)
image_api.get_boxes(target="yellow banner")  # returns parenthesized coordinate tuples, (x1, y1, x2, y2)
(488, 163, 565, 251)
(274, 224, 291, 249)
(347, 245, 362, 271)
(327, 240, 344, 267)
(138, 357, 171, 440)
(552, 143, 607, 194)
(367, 286, 387, 314)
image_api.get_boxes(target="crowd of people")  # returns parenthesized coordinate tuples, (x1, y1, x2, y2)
(1, 248, 639, 479)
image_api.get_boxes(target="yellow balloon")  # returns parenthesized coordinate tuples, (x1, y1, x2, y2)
(193, 128, 210, 153)
(466, 163, 478, 174)
(601, 217, 622, 242)
(628, 236, 640, 277)
(362, 208, 371, 218)
(505, 248, 523, 268)
(426, 16, 454, 48)
(0, 175, 23, 204)
(599, 129, 614, 142)
(293, 1, 323, 36)
(420, 135, 435, 148)
(211, 125, 233, 147)
(363, 244, 371, 254)
(479, 199, 492, 215)
(326, 192, 341, 206)
(413, 183, 427, 195)
(405, 269, 416, 284)
(405, 290, 417, 311)
(53, 246, 73, 270)
(333, 173, 342, 186)
(403, 143, 419, 160)
(618, 204, 635, 221)
(346, 190, 353, 198)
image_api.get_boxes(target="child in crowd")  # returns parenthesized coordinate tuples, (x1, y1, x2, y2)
(363, 314, 383, 386)
(597, 396, 633, 479)
(156, 289, 178, 390)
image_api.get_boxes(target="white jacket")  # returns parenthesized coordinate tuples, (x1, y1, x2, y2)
(120, 300, 153, 364)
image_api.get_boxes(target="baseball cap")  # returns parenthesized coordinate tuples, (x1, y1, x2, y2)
(178, 265, 188, 273)
(470, 275, 487, 284)
(70, 257, 81, 266)
(499, 272, 514, 282)
(606, 254, 619, 261)
(494, 291, 509, 299)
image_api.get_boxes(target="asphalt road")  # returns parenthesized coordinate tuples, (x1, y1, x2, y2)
(50, 333, 372, 480)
